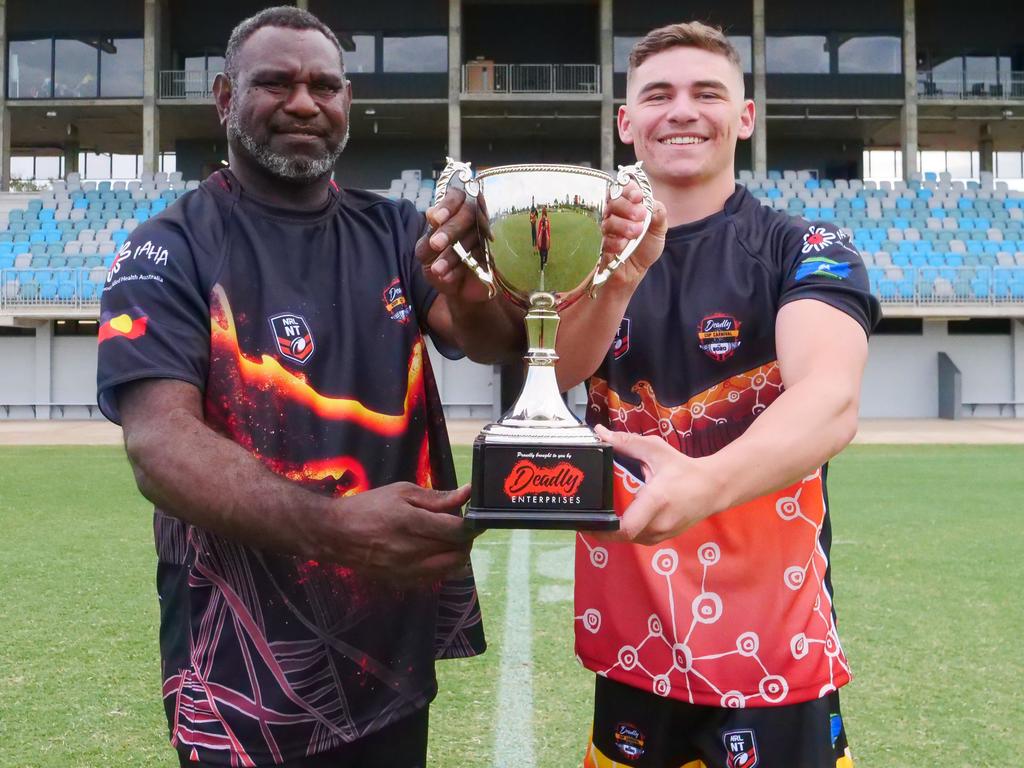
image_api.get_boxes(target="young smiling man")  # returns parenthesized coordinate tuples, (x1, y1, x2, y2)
(553, 22, 881, 768)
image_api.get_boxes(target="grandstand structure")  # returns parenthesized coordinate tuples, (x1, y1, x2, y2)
(0, 0, 1021, 419)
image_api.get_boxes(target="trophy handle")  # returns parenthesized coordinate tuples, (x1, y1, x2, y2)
(433, 157, 497, 299)
(589, 162, 655, 298)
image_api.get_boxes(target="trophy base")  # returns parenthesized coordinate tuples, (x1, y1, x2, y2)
(467, 436, 619, 531)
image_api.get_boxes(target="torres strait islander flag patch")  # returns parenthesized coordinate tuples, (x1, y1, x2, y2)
(98, 311, 148, 343)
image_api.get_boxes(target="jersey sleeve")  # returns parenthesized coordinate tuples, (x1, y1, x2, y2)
(96, 218, 212, 424)
(777, 220, 882, 335)
(396, 199, 464, 360)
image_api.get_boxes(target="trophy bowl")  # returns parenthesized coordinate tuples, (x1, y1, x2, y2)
(434, 159, 654, 529)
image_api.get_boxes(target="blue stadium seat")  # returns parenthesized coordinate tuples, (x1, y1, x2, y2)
(49, 256, 67, 269)
(0, 255, 13, 269)
(57, 282, 76, 300)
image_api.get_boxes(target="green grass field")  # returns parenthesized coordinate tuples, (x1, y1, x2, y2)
(1, 444, 1023, 767)
(490, 209, 601, 295)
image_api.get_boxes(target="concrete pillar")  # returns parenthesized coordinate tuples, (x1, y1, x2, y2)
(63, 123, 79, 175)
(599, 0, 614, 173)
(979, 124, 994, 174)
(1013, 319, 1024, 418)
(0, 0, 8, 191)
(447, 0, 461, 160)
(900, 0, 918, 181)
(295, 0, 308, 9)
(143, 0, 161, 174)
(33, 320, 51, 420)
(751, 0, 767, 175)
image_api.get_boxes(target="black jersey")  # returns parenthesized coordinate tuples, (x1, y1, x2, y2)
(97, 171, 485, 765)
(575, 185, 880, 707)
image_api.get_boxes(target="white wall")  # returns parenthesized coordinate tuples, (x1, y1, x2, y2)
(861, 321, 1016, 417)
(0, 336, 37, 405)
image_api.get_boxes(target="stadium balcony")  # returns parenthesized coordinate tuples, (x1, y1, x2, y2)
(917, 71, 1024, 101)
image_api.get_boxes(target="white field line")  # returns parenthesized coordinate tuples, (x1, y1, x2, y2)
(493, 529, 534, 767)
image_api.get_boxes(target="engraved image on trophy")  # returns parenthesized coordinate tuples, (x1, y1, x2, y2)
(433, 159, 654, 530)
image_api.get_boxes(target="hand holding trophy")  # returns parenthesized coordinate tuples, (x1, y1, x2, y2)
(433, 158, 655, 530)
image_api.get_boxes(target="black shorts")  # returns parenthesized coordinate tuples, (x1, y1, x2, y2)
(586, 676, 853, 768)
(178, 706, 429, 768)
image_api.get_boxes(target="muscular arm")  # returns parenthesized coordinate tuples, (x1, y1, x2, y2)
(119, 378, 473, 581)
(601, 299, 868, 543)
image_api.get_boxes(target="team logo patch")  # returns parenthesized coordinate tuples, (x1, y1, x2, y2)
(801, 225, 837, 253)
(383, 277, 413, 324)
(795, 255, 851, 281)
(723, 728, 759, 768)
(269, 313, 315, 364)
(98, 311, 148, 343)
(697, 313, 742, 362)
(612, 318, 631, 360)
(613, 722, 645, 761)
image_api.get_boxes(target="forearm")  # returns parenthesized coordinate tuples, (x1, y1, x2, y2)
(554, 273, 639, 392)
(701, 375, 860, 513)
(446, 296, 525, 364)
(125, 406, 336, 561)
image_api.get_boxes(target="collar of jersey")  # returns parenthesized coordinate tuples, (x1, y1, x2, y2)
(663, 183, 747, 242)
(213, 168, 340, 222)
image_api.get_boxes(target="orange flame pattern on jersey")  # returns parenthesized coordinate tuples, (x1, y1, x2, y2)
(589, 362, 784, 452)
(206, 285, 437, 496)
(209, 284, 424, 438)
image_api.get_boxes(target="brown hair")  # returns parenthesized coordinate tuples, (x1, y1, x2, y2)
(628, 21, 742, 79)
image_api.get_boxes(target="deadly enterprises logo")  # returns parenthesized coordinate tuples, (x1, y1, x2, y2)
(614, 722, 645, 761)
(503, 460, 584, 499)
(383, 277, 413, 324)
(723, 728, 759, 768)
(697, 313, 741, 362)
(269, 313, 315, 365)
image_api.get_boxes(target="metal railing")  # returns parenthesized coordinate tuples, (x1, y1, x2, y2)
(0, 268, 102, 312)
(159, 70, 216, 100)
(917, 72, 1024, 100)
(869, 265, 1024, 305)
(462, 63, 600, 94)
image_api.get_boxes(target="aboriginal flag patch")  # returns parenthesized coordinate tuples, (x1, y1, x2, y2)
(98, 311, 148, 343)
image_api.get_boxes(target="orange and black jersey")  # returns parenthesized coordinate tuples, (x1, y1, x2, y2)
(97, 171, 485, 766)
(575, 184, 880, 709)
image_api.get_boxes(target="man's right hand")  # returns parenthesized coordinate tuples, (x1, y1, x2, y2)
(323, 482, 476, 584)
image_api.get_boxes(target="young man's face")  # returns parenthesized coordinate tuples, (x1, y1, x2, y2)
(619, 45, 754, 188)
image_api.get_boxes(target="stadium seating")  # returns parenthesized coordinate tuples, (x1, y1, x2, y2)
(3, 170, 1024, 309)
(745, 171, 1024, 305)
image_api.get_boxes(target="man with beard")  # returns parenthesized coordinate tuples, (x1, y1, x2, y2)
(96, 7, 520, 767)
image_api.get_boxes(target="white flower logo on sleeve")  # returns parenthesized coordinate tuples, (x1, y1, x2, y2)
(801, 225, 837, 253)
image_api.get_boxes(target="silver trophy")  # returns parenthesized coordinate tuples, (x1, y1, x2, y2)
(434, 159, 654, 529)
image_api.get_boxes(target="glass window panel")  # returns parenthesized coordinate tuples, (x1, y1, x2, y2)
(946, 151, 973, 178)
(998, 56, 1012, 88)
(100, 38, 143, 97)
(111, 154, 137, 178)
(965, 56, 997, 85)
(8, 39, 53, 98)
(996, 151, 1022, 179)
(382, 35, 447, 73)
(613, 36, 638, 73)
(161, 153, 177, 174)
(344, 35, 375, 74)
(184, 56, 206, 72)
(10, 156, 35, 178)
(36, 156, 60, 179)
(85, 152, 111, 179)
(55, 39, 98, 97)
(920, 150, 946, 174)
(838, 36, 901, 74)
(206, 56, 225, 73)
(728, 36, 752, 74)
(931, 56, 962, 86)
(767, 36, 829, 74)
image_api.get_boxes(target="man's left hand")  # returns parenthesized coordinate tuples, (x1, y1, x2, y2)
(595, 424, 724, 545)
(416, 187, 493, 305)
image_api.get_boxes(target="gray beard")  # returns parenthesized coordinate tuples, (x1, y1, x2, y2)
(227, 108, 348, 181)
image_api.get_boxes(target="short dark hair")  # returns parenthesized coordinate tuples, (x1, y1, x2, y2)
(224, 6, 344, 80)
(628, 22, 742, 80)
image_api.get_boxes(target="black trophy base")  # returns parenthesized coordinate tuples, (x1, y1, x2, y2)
(467, 436, 619, 531)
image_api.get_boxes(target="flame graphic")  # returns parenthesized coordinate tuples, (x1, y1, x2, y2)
(210, 285, 423, 437)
